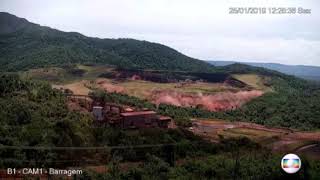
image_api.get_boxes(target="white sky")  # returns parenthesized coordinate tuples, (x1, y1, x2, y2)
(1, 0, 319, 66)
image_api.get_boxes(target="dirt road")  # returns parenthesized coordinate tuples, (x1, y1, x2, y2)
(190, 119, 320, 158)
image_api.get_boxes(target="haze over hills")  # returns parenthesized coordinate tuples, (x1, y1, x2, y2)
(0, 12, 320, 83)
(0, 12, 300, 81)
(208, 61, 320, 81)
(0, 11, 317, 83)
(0, 12, 212, 72)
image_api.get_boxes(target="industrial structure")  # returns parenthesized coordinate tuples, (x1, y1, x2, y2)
(67, 94, 172, 129)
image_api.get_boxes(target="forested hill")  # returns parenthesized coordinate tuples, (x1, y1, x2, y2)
(0, 12, 212, 72)
(208, 61, 320, 81)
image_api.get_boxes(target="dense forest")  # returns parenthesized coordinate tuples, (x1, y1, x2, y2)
(228, 76, 320, 130)
(0, 12, 212, 72)
(209, 60, 320, 81)
(80, 153, 320, 180)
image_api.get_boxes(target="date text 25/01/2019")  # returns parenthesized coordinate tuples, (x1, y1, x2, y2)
(229, 7, 311, 15)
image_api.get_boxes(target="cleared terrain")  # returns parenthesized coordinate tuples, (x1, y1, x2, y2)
(36, 65, 269, 112)
(191, 119, 320, 159)
(24, 65, 320, 160)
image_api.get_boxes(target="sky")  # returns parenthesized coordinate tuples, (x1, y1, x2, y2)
(1, 0, 319, 66)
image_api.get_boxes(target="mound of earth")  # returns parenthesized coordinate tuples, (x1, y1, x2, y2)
(96, 79, 124, 93)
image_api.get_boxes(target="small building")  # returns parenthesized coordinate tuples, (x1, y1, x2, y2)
(157, 115, 172, 128)
(92, 106, 104, 121)
(119, 111, 171, 129)
(90, 99, 172, 129)
(120, 111, 157, 128)
(65, 94, 173, 129)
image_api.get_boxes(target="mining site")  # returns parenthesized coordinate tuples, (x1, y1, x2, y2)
(1, 6, 320, 179)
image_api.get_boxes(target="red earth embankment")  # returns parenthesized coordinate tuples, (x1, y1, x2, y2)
(151, 90, 264, 111)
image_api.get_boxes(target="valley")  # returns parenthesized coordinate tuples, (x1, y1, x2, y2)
(32, 64, 319, 161)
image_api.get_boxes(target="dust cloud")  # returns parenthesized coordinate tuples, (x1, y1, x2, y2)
(152, 90, 263, 111)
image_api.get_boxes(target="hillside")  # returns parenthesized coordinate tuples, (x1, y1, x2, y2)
(208, 60, 320, 81)
(1, 12, 320, 179)
(23, 64, 320, 130)
(0, 73, 216, 167)
(1, 12, 320, 131)
(2, 74, 320, 178)
(0, 12, 212, 72)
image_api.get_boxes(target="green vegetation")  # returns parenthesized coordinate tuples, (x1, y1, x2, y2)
(1, 12, 320, 179)
(2, 74, 319, 179)
(0, 12, 212, 72)
(0, 75, 293, 179)
(219, 63, 284, 77)
(0, 74, 93, 167)
(4, 14, 316, 130)
(0, 74, 216, 167)
(81, 152, 320, 180)
(232, 74, 271, 91)
(217, 128, 280, 144)
(228, 76, 320, 130)
(20, 64, 115, 84)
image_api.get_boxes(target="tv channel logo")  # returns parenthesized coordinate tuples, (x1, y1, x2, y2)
(281, 154, 301, 174)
